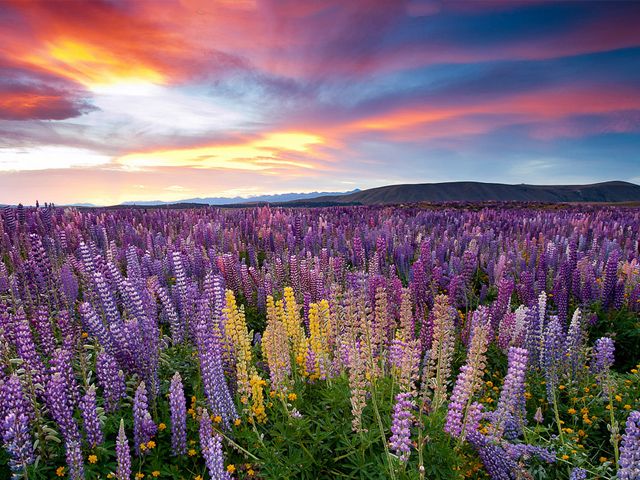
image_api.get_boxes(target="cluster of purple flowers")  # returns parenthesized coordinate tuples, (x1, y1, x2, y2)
(0, 202, 638, 478)
(389, 392, 415, 461)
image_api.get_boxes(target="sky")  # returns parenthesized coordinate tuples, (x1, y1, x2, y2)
(0, 0, 639, 205)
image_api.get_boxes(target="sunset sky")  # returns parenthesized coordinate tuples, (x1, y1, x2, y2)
(1, 0, 639, 205)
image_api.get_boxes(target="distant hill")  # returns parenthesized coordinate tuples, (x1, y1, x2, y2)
(121, 189, 359, 206)
(284, 181, 640, 206)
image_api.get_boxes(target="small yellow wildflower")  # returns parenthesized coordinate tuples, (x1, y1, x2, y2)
(146, 440, 156, 449)
(227, 465, 236, 474)
(158, 423, 166, 431)
(88, 454, 98, 464)
(234, 418, 241, 426)
(624, 404, 632, 410)
(599, 457, 608, 463)
(561, 454, 569, 460)
(615, 395, 622, 402)
(139, 443, 147, 451)
(287, 393, 297, 401)
(56, 466, 66, 477)
(135, 474, 145, 479)
(247, 469, 255, 476)
(188, 449, 197, 457)
(213, 415, 222, 424)
(152, 471, 160, 478)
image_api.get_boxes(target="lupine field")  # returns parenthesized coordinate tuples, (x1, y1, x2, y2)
(0, 203, 639, 480)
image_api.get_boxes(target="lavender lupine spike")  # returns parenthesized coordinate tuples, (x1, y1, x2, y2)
(1, 412, 34, 480)
(79, 385, 104, 448)
(155, 282, 183, 344)
(12, 309, 47, 388)
(116, 419, 131, 480)
(389, 392, 414, 462)
(564, 308, 586, 381)
(96, 351, 126, 413)
(491, 347, 529, 439)
(591, 337, 615, 376)
(80, 302, 116, 355)
(65, 439, 85, 480)
(133, 382, 157, 454)
(195, 317, 237, 429)
(619, 410, 640, 479)
(47, 372, 80, 442)
(0, 374, 34, 424)
(569, 468, 587, 480)
(445, 319, 489, 439)
(169, 372, 187, 456)
(199, 408, 231, 480)
(50, 347, 80, 407)
(541, 316, 565, 403)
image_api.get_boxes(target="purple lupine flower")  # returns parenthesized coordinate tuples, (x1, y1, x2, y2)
(96, 351, 126, 413)
(169, 372, 187, 456)
(619, 410, 640, 479)
(116, 419, 131, 480)
(133, 381, 156, 454)
(80, 302, 116, 356)
(569, 467, 587, 480)
(60, 263, 79, 306)
(591, 336, 615, 396)
(602, 251, 619, 308)
(79, 385, 104, 448)
(1, 412, 34, 479)
(492, 347, 529, 439)
(47, 372, 80, 442)
(50, 347, 80, 407)
(0, 374, 34, 425)
(389, 392, 414, 462)
(65, 439, 85, 480)
(591, 336, 615, 376)
(154, 282, 183, 345)
(564, 308, 586, 380)
(195, 317, 237, 429)
(199, 408, 231, 480)
(542, 316, 565, 403)
(445, 319, 489, 439)
(468, 436, 520, 480)
(11, 309, 47, 388)
(32, 306, 56, 358)
(503, 443, 556, 464)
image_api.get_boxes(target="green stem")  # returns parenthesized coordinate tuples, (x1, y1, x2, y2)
(606, 377, 620, 467)
(551, 389, 564, 444)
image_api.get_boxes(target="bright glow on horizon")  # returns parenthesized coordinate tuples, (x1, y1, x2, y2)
(118, 132, 323, 171)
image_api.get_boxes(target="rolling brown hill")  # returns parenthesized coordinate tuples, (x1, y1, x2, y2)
(284, 181, 640, 206)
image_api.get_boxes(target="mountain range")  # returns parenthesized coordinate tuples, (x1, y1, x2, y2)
(58, 180, 640, 208)
(280, 181, 640, 206)
(119, 189, 360, 206)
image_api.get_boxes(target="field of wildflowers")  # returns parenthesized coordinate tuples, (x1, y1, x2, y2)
(0, 203, 638, 479)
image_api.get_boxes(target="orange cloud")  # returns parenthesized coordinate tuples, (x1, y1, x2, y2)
(21, 38, 166, 92)
(118, 132, 325, 172)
